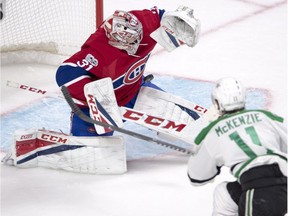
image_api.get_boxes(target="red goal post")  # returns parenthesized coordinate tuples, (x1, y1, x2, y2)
(1, 0, 104, 65)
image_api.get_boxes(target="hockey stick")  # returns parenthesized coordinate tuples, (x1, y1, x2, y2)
(61, 86, 194, 155)
(6, 80, 62, 98)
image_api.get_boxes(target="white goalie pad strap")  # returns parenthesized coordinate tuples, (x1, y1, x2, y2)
(84, 78, 123, 134)
(150, 5, 201, 52)
(120, 87, 207, 145)
(5, 129, 126, 174)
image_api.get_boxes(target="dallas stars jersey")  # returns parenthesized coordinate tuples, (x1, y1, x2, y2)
(188, 109, 287, 185)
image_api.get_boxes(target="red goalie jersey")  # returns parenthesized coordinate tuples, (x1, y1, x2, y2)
(56, 7, 163, 107)
(55, 6, 200, 136)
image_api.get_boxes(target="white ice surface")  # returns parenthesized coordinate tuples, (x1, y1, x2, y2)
(1, 0, 287, 216)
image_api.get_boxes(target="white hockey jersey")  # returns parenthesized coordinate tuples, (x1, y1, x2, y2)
(188, 109, 287, 185)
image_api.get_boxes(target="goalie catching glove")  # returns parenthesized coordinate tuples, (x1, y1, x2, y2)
(150, 5, 201, 51)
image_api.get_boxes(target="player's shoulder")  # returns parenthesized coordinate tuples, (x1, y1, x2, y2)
(237, 109, 284, 123)
(129, 7, 162, 32)
(253, 109, 284, 122)
(194, 109, 284, 145)
(129, 7, 160, 17)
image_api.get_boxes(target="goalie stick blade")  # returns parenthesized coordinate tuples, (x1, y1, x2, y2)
(61, 86, 194, 155)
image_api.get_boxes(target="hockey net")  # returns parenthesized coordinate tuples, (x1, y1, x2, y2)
(1, 0, 103, 65)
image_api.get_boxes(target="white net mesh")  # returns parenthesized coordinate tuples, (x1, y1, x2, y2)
(1, 0, 99, 64)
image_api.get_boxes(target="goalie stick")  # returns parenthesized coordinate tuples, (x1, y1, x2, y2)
(6, 80, 62, 98)
(61, 86, 194, 155)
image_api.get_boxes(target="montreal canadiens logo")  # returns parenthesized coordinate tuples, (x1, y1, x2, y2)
(123, 55, 149, 84)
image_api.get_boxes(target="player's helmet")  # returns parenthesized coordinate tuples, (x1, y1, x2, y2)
(104, 10, 143, 56)
(212, 77, 246, 115)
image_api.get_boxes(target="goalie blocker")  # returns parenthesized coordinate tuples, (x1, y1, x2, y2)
(2, 129, 127, 174)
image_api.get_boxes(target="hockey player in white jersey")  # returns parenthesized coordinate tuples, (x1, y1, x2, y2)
(187, 77, 287, 216)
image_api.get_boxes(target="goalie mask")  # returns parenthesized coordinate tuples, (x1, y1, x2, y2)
(104, 10, 143, 56)
(212, 77, 246, 115)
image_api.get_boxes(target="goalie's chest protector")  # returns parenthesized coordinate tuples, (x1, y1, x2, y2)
(87, 45, 153, 106)
(76, 9, 160, 106)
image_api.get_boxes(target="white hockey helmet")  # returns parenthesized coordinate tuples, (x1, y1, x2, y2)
(212, 77, 246, 115)
(104, 10, 143, 56)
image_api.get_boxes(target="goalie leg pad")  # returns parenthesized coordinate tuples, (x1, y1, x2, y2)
(3, 129, 127, 174)
(84, 78, 123, 135)
(133, 86, 204, 124)
(121, 86, 206, 147)
(70, 107, 114, 136)
(65, 136, 127, 174)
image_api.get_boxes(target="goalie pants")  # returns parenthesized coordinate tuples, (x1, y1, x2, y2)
(70, 79, 163, 136)
(227, 164, 287, 216)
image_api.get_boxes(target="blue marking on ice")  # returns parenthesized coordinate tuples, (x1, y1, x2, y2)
(0, 76, 269, 160)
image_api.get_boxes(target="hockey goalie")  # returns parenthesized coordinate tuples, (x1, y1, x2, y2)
(2, 6, 211, 174)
